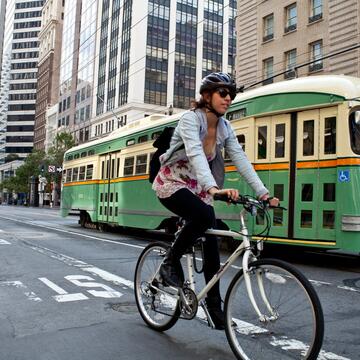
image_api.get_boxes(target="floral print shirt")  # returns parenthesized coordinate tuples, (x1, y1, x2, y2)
(152, 154, 215, 205)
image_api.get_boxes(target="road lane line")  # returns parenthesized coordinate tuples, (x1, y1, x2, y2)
(1, 214, 357, 295)
(0, 239, 11, 244)
(25, 242, 350, 360)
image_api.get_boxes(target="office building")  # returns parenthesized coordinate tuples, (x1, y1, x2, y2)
(236, 0, 360, 87)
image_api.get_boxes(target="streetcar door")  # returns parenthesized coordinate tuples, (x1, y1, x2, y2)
(98, 154, 111, 223)
(108, 151, 121, 224)
(98, 152, 120, 224)
(253, 114, 291, 238)
(293, 107, 337, 242)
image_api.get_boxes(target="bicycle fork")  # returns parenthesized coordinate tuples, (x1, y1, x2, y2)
(241, 215, 279, 323)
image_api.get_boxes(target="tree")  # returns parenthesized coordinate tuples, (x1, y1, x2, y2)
(47, 132, 75, 168)
(12, 149, 47, 193)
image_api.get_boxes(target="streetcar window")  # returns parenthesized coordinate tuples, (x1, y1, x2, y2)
(323, 183, 335, 202)
(303, 120, 314, 156)
(135, 154, 148, 174)
(74, 154, 80, 159)
(88, 149, 95, 156)
(110, 193, 113, 202)
(323, 211, 335, 229)
(275, 123, 285, 158)
(99, 207, 102, 215)
(72, 167, 79, 182)
(67, 155, 73, 161)
(237, 134, 245, 152)
(115, 207, 118, 216)
(302, 184, 313, 201)
(100, 193, 103, 202)
(66, 169, 72, 182)
(124, 157, 134, 176)
(349, 109, 360, 155)
(62, 170, 66, 183)
(101, 161, 105, 179)
(227, 108, 247, 121)
(257, 126, 267, 159)
(224, 149, 232, 163)
(152, 131, 162, 140)
(109, 207, 112, 216)
(301, 210, 312, 228)
(111, 159, 115, 178)
(116, 192, 118, 202)
(256, 210, 265, 225)
(106, 159, 110, 179)
(274, 184, 284, 201)
(126, 139, 135, 146)
(116, 158, 120, 177)
(79, 166, 86, 180)
(105, 193, 108, 202)
(81, 151, 87, 158)
(86, 164, 93, 180)
(138, 134, 148, 143)
(324, 117, 336, 154)
(273, 208, 283, 226)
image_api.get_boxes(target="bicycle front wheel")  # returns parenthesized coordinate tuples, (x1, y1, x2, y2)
(134, 242, 180, 331)
(224, 258, 324, 360)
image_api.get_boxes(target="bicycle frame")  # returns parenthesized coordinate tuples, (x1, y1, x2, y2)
(184, 207, 276, 323)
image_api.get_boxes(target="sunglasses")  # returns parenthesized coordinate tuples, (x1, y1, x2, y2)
(216, 87, 236, 100)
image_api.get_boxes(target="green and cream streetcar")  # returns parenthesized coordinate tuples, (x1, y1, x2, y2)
(61, 75, 360, 253)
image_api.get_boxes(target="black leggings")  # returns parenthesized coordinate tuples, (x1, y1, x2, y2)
(159, 188, 221, 299)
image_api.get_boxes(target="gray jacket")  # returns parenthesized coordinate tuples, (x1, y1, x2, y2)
(160, 109, 268, 198)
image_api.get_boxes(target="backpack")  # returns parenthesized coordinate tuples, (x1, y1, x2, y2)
(149, 126, 175, 183)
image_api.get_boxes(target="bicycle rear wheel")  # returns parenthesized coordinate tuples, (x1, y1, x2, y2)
(224, 258, 324, 360)
(134, 242, 180, 331)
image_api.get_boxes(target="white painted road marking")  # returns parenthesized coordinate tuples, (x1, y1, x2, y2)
(0, 239, 11, 244)
(39, 277, 89, 302)
(0, 213, 357, 295)
(26, 243, 350, 360)
(0, 280, 42, 302)
(65, 275, 122, 298)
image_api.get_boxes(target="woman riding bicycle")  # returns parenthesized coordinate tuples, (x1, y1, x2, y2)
(152, 72, 279, 330)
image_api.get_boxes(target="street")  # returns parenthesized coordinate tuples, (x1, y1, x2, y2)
(0, 205, 358, 360)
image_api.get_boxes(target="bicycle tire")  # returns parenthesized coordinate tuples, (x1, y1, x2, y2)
(224, 258, 324, 360)
(134, 242, 180, 331)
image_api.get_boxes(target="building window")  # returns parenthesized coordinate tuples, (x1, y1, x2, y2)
(285, 3, 297, 33)
(263, 57, 274, 84)
(309, 40, 323, 72)
(263, 14, 274, 42)
(285, 49, 297, 79)
(309, 0, 323, 23)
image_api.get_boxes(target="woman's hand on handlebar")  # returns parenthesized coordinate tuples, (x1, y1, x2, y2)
(208, 187, 239, 201)
(259, 193, 280, 207)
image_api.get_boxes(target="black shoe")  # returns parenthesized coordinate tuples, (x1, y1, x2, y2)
(206, 297, 225, 330)
(160, 250, 184, 288)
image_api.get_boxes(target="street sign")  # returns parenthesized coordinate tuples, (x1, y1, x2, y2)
(57, 167, 62, 173)
(48, 165, 56, 173)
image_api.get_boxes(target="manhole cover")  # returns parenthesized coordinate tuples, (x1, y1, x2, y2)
(111, 301, 138, 313)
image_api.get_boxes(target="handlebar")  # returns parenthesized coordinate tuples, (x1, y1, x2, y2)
(213, 193, 287, 211)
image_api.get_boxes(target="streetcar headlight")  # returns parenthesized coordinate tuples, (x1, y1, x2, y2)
(341, 215, 360, 231)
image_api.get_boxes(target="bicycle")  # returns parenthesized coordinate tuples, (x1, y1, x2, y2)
(134, 194, 324, 360)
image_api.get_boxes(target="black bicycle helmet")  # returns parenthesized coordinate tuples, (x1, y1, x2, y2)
(199, 72, 236, 96)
